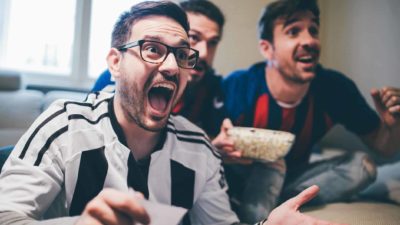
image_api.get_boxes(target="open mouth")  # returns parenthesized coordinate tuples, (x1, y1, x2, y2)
(295, 48, 320, 66)
(148, 83, 175, 115)
(297, 55, 315, 63)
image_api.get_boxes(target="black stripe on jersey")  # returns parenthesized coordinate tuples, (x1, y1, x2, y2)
(171, 160, 195, 225)
(19, 109, 64, 159)
(127, 153, 149, 199)
(166, 127, 221, 159)
(167, 120, 205, 137)
(68, 113, 109, 124)
(34, 125, 68, 166)
(19, 98, 111, 160)
(69, 146, 108, 216)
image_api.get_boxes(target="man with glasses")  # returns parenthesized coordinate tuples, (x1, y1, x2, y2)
(0, 1, 342, 225)
(213, 0, 400, 223)
(92, 0, 225, 137)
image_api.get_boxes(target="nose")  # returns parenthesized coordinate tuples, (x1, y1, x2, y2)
(301, 31, 320, 49)
(159, 52, 179, 76)
(196, 41, 208, 60)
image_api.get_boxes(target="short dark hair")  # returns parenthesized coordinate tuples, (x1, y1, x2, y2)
(258, 0, 320, 42)
(179, 0, 225, 34)
(111, 1, 190, 47)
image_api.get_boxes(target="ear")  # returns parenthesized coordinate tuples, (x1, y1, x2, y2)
(259, 39, 274, 61)
(107, 48, 122, 79)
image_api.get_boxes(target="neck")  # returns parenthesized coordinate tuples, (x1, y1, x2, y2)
(114, 95, 161, 160)
(266, 65, 310, 105)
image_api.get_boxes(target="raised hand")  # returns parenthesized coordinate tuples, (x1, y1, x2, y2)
(265, 185, 348, 225)
(75, 189, 150, 225)
(371, 87, 400, 127)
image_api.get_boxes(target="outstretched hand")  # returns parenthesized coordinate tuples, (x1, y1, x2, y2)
(212, 118, 253, 164)
(265, 185, 347, 225)
(371, 87, 400, 127)
(75, 189, 150, 225)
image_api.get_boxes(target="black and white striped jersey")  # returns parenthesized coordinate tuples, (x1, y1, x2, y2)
(0, 92, 239, 225)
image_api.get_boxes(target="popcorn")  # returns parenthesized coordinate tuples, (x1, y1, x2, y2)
(227, 127, 295, 162)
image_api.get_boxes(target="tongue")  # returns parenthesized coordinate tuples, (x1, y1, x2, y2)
(149, 91, 168, 112)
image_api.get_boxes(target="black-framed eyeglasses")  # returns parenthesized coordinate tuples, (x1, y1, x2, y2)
(117, 40, 199, 69)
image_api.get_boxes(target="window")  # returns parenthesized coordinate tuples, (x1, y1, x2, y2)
(88, 0, 145, 78)
(0, 0, 76, 75)
(0, 0, 144, 88)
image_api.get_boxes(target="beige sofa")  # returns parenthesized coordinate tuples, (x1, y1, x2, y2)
(0, 71, 87, 147)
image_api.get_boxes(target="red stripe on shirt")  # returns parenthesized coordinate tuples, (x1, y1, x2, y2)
(253, 94, 269, 128)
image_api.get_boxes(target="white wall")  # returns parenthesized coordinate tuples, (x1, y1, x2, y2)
(211, 0, 270, 75)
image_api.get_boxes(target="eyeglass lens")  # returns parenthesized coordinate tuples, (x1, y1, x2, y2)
(140, 41, 196, 68)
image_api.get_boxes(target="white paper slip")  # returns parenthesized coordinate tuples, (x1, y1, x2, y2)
(138, 199, 188, 225)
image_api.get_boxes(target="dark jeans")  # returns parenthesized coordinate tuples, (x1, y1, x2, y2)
(225, 151, 377, 224)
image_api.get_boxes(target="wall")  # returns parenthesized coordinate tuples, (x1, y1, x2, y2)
(211, 0, 270, 75)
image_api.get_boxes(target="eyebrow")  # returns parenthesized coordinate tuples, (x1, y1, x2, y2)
(141, 34, 189, 47)
(283, 16, 319, 28)
(189, 29, 221, 42)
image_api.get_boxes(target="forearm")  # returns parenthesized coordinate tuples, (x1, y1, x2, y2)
(362, 122, 400, 156)
(0, 211, 78, 225)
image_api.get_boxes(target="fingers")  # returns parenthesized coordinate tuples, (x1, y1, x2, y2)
(371, 87, 400, 114)
(83, 197, 131, 225)
(212, 118, 235, 151)
(99, 189, 150, 224)
(80, 189, 150, 225)
(221, 118, 234, 131)
(283, 185, 320, 209)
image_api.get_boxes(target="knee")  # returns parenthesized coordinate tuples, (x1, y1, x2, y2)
(239, 203, 271, 224)
(348, 152, 377, 181)
(361, 153, 377, 179)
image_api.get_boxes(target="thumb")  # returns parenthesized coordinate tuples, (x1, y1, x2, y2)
(221, 118, 234, 131)
(371, 88, 385, 115)
(284, 185, 320, 210)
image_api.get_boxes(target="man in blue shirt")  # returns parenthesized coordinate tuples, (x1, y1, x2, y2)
(212, 0, 400, 223)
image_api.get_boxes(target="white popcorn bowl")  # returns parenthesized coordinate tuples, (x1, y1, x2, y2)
(227, 127, 295, 162)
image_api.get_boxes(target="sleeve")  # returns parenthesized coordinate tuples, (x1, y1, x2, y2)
(91, 69, 114, 92)
(0, 101, 68, 220)
(189, 148, 239, 225)
(316, 69, 380, 135)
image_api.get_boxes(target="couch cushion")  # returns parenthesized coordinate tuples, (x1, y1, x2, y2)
(0, 71, 21, 91)
(0, 90, 44, 146)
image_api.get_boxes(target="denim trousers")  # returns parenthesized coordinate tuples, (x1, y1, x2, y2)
(224, 151, 377, 224)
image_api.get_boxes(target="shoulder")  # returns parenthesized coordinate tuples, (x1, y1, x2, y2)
(314, 66, 357, 88)
(167, 116, 221, 160)
(13, 92, 113, 161)
(224, 62, 266, 85)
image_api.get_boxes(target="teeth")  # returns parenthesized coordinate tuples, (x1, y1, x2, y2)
(153, 83, 174, 90)
(299, 56, 312, 60)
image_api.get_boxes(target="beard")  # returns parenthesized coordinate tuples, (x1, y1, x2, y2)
(118, 72, 166, 132)
(188, 59, 210, 87)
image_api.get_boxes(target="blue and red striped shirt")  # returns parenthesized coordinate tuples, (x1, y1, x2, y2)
(220, 62, 380, 170)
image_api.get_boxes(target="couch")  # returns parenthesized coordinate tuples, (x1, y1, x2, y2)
(1, 71, 400, 225)
(0, 70, 88, 147)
